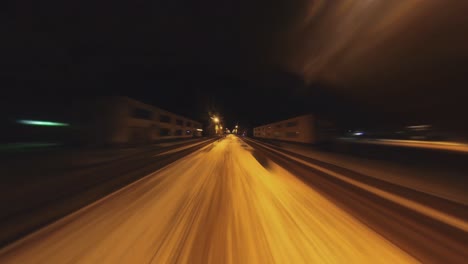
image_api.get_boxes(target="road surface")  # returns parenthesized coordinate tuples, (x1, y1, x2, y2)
(0, 138, 214, 246)
(0, 135, 418, 263)
(338, 137, 468, 153)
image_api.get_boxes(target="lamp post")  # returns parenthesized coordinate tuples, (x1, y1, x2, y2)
(211, 115, 222, 136)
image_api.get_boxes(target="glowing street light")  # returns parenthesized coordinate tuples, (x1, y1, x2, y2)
(210, 114, 223, 136)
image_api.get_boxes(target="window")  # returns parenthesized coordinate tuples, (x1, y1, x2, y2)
(176, 119, 183, 126)
(186, 121, 192, 127)
(286, 132, 299, 138)
(132, 108, 152, 120)
(175, 130, 183, 136)
(160, 128, 171, 136)
(286, 121, 298, 127)
(160, 115, 171, 123)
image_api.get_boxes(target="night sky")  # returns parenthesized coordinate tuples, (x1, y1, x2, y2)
(2, 0, 468, 131)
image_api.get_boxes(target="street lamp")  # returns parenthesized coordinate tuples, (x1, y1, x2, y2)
(210, 115, 222, 136)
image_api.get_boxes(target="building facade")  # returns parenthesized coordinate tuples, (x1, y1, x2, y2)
(83, 97, 203, 145)
(253, 114, 333, 144)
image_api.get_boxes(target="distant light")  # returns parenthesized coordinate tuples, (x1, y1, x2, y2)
(407, 125, 431, 131)
(196, 128, 203, 132)
(18, 120, 69, 127)
(353, 132, 364, 136)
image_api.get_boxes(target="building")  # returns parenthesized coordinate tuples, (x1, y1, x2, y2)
(1, 96, 203, 147)
(253, 114, 334, 144)
(78, 97, 203, 145)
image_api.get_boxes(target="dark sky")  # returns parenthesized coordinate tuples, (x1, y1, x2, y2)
(2, 0, 468, 131)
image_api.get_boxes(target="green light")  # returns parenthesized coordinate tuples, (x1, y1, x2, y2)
(18, 120, 70, 127)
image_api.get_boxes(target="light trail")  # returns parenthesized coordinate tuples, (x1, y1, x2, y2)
(0, 135, 417, 263)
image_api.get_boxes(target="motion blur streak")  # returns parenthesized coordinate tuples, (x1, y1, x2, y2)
(0, 135, 417, 263)
(245, 139, 468, 232)
(292, 0, 421, 80)
(286, 0, 468, 85)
